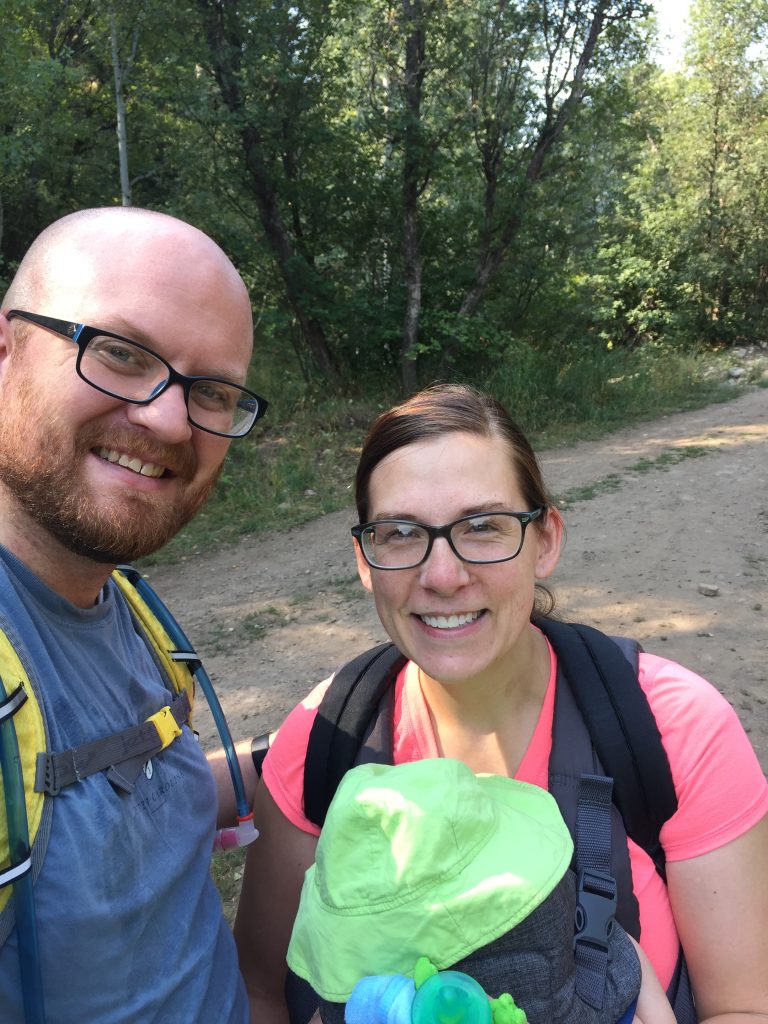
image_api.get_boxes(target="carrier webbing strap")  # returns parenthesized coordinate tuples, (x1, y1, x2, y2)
(572, 774, 618, 1009)
(549, 657, 641, 938)
(304, 643, 405, 828)
(537, 619, 677, 877)
(34, 691, 191, 797)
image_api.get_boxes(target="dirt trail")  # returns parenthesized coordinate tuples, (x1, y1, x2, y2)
(148, 387, 768, 771)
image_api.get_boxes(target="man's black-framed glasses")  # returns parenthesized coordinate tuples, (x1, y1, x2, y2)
(351, 508, 543, 570)
(7, 310, 268, 438)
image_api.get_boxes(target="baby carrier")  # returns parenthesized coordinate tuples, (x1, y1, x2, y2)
(279, 619, 697, 1024)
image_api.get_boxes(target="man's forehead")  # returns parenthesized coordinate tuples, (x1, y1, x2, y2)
(39, 223, 241, 313)
(16, 209, 253, 366)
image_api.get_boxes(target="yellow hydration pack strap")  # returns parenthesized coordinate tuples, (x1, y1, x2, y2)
(0, 638, 46, 916)
(112, 568, 196, 721)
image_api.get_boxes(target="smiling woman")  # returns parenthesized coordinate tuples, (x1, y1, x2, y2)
(349, 428, 561, 696)
(235, 384, 768, 1024)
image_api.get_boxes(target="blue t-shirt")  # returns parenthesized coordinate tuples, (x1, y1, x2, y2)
(0, 547, 248, 1023)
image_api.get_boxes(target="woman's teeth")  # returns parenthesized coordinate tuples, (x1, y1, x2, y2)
(420, 611, 480, 630)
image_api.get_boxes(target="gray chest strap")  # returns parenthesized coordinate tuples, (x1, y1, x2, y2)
(34, 690, 191, 796)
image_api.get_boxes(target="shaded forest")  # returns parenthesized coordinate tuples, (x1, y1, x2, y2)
(1, 0, 767, 394)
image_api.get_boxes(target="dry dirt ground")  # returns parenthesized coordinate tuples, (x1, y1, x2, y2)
(148, 386, 768, 772)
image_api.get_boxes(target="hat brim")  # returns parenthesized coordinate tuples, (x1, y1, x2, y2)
(288, 768, 574, 1001)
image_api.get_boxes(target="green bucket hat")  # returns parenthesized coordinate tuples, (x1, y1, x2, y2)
(287, 758, 574, 1003)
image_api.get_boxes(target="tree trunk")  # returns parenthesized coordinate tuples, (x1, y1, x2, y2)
(197, 0, 340, 388)
(399, 0, 426, 394)
(443, 0, 611, 368)
(110, 10, 132, 207)
(401, 205, 422, 394)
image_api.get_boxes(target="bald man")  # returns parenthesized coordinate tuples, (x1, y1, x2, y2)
(0, 208, 265, 1023)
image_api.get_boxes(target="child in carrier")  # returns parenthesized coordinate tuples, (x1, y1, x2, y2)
(287, 758, 677, 1024)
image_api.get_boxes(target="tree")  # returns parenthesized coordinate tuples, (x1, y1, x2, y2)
(6, 0, 695, 390)
(584, 0, 768, 349)
(108, 3, 143, 207)
(195, 0, 343, 386)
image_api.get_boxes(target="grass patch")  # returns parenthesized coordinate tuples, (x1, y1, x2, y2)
(557, 445, 711, 508)
(487, 342, 735, 448)
(211, 847, 247, 927)
(203, 606, 288, 652)
(627, 445, 709, 473)
(558, 474, 624, 505)
(325, 573, 367, 602)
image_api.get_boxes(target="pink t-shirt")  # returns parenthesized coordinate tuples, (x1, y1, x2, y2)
(262, 644, 768, 988)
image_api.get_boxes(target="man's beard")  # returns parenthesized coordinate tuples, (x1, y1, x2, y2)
(0, 372, 221, 564)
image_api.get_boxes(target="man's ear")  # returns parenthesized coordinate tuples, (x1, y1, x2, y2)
(0, 313, 15, 377)
(353, 539, 374, 593)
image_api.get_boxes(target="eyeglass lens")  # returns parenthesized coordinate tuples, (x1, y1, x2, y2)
(361, 513, 527, 568)
(81, 335, 256, 436)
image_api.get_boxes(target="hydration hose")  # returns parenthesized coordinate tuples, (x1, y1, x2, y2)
(124, 569, 259, 851)
(0, 684, 46, 1024)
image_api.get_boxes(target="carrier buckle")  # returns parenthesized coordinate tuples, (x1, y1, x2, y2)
(574, 868, 617, 953)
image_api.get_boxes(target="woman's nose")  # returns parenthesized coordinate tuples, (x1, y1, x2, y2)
(418, 536, 471, 593)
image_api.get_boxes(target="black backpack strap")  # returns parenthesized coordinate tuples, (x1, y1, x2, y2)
(538, 619, 677, 878)
(251, 733, 271, 777)
(303, 643, 406, 828)
(549, 657, 641, 938)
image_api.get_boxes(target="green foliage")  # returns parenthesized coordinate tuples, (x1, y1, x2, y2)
(2, 0, 766, 385)
(580, 0, 768, 350)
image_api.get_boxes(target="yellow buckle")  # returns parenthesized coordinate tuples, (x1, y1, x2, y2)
(148, 705, 182, 750)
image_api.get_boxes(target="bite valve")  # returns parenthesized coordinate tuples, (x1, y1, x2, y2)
(411, 971, 491, 1024)
(213, 814, 259, 852)
(344, 961, 527, 1024)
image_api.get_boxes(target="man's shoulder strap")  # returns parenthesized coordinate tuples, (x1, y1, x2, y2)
(0, 629, 48, 921)
(538, 618, 677, 874)
(112, 567, 196, 712)
(0, 571, 199, 956)
(304, 643, 405, 828)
